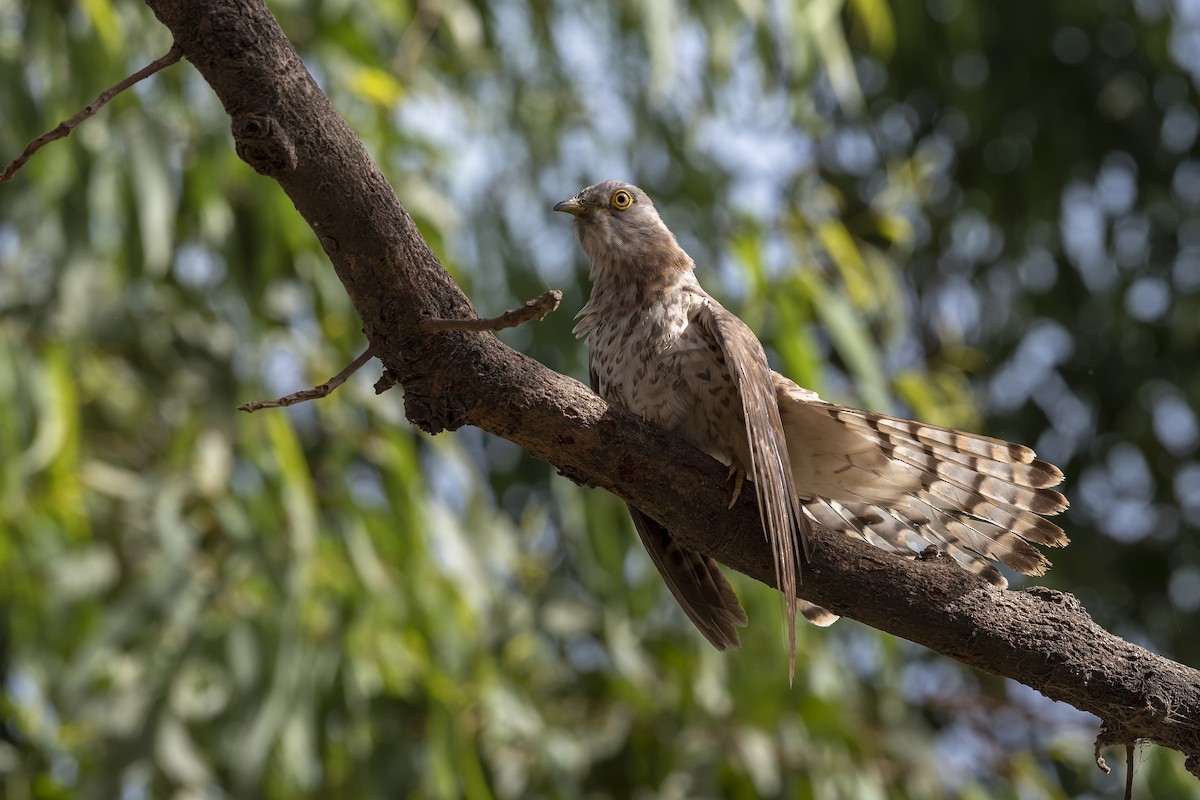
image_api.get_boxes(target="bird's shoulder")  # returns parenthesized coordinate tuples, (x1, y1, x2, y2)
(683, 286, 767, 360)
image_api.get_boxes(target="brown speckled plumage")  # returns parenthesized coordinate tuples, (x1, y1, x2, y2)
(555, 180, 1068, 673)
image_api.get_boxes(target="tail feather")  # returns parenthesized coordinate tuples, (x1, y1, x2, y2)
(897, 441, 1065, 491)
(627, 505, 748, 650)
(922, 505, 1053, 576)
(804, 494, 1042, 584)
(824, 404, 1066, 491)
(917, 481, 1067, 545)
(827, 405, 1039, 465)
(883, 441, 1066, 502)
(799, 600, 839, 626)
(832, 440, 1068, 542)
(775, 373, 1069, 584)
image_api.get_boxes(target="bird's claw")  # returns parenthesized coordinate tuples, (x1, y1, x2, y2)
(727, 465, 746, 509)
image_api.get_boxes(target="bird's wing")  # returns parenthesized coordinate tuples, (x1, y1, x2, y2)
(626, 505, 748, 649)
(774, 373, 1068, 584)
(588, 355, 750, 648)
(694, 296, 811, 677)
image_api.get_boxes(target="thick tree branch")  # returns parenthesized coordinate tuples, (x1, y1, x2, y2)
(144, 0, 1200, 775)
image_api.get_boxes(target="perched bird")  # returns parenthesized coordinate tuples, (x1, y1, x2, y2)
(554, 180, 1068, 672)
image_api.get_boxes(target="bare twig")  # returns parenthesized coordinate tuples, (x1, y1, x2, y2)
(240, 289, 562, 411)
(1126, 744, 1135, 800)
(238, 289, 561, 410)
(419, 289, 562, 333)
(238, 346, 375, 413)
(1, 44, 183, 182)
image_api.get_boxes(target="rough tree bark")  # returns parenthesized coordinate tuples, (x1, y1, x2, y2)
(144, 0, 1200, 776)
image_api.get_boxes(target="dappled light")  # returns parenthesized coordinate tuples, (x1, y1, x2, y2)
(2, 0, 1199, 798)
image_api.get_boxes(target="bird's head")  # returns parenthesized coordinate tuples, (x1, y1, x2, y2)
(554, 180, 693, 284)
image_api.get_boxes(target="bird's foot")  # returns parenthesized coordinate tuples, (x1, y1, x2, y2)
(727, 465, 746, 509)
(917, 544, 944, 562)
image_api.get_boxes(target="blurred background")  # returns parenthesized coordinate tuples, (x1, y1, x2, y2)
(2, 0, 1199, 797)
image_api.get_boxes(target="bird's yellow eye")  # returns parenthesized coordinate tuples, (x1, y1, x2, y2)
(610, 189, 634, 210)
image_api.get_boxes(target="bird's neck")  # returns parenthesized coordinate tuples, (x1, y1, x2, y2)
(576, 216, 695, 287)
(574, 261, 701, 340)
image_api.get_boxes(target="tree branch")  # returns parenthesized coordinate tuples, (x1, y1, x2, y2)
(420, 289, 562, 333)
(236, 290, 561, 411)
(237, 346, 376, 412)
(143, 0, 1200, 775)
(1, 45, 183, 182)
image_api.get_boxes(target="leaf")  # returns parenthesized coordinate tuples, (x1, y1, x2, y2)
(347, 65, 404, 106)
(799, 272, 891, 410)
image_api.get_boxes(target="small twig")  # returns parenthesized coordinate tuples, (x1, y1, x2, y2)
(1, 44, 183, 182)
(238, 346, 375, 413)
(1125, 744, 1135, 800)
(240, 291, 561, 411)
(419, 289, 562, 333)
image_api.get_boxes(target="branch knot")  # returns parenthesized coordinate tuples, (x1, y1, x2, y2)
(233, 113, 296, 175)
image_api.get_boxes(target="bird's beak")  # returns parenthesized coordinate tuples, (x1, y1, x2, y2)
(553, 196, 586, 216)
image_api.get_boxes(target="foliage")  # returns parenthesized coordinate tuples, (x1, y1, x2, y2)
(872, 0, 1200, 671)
(1, 0, 1196, 797)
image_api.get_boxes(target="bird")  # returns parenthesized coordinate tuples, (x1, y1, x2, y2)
(553, 180, 1068, 674)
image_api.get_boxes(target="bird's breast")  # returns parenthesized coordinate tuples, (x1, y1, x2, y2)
(589, 299, 687, 412)
(587, 299, 744, 464)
